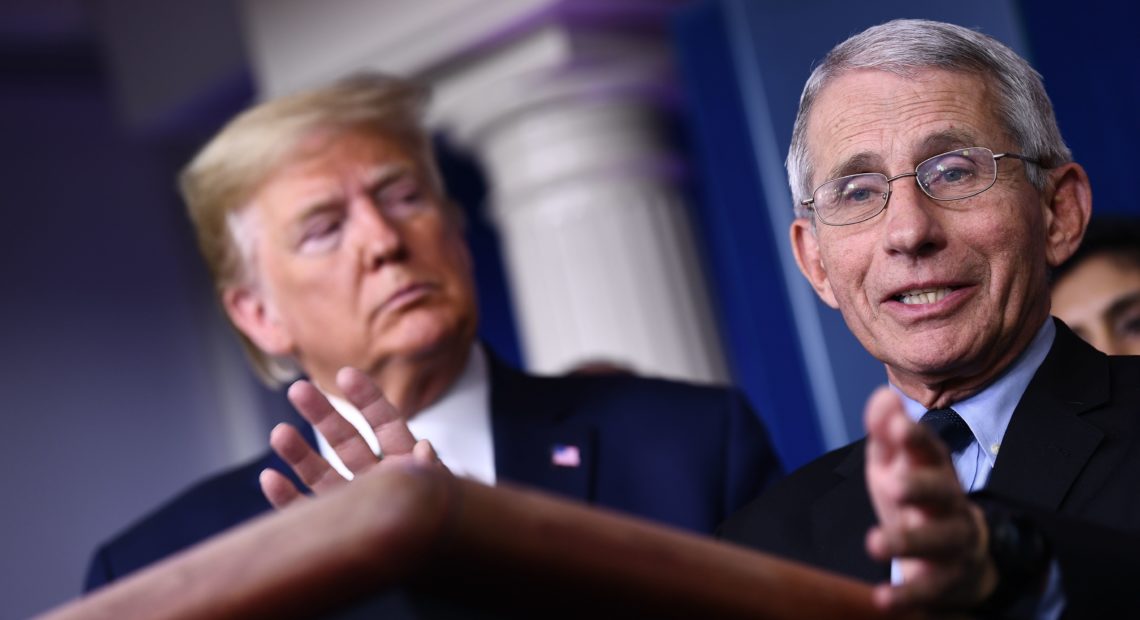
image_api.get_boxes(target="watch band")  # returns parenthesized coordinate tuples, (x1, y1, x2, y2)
(975, 502, 1052, 617)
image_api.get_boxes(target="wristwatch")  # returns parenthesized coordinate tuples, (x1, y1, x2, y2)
(975, 502, 1052, 617)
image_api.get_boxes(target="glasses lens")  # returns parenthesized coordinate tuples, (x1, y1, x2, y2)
(813, 173, 888, 225)
(917, 147, 997, 200)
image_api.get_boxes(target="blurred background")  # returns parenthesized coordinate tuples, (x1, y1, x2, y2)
(3, 0, 1138, 616)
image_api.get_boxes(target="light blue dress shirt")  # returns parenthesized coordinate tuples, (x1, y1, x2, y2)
(895, 318, 1055, 489)
(891, 318, 1062, 618)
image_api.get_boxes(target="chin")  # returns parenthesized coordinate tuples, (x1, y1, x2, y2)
(385, 313, 468, 362)
(899, 342, 985, 379)
(876, 331, 968, 374)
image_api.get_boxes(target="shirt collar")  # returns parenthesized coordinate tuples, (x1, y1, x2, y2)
(896, 318, 1055, 467)
(317, 344, 495, 484)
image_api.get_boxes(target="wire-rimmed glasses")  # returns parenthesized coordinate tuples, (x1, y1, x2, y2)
(801, 147, 1040, 226)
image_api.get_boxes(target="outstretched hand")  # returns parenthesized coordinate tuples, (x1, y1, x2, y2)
(863, 387, 997, 613)
(258, 367, 444, 510)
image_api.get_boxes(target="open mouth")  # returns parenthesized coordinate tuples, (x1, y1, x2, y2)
(893, 287, 956, 305)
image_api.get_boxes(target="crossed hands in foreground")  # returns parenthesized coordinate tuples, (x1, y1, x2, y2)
(258, 367, 447, 509)
(863, 387, 1000, 615)
(258, 369, 1002, 612)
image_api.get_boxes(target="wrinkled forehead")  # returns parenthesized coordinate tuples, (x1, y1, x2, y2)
(804, 68, 1004, 184)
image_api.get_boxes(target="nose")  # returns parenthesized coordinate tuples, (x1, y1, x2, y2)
(881, 174, 946, 258)
(354, 199, 405, 268)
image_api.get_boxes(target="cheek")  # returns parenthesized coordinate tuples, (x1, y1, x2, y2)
(258, 250, 355, 318)
(444, 232, 472, 274)
(421, 223, 472, 282)
(986, 213, 1047, 289)
(819, 234, 872, 294)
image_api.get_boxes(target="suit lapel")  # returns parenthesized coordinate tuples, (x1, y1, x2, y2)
(800, 321, 1107, 582)
(810, 441, 887, 581)
(985, 319, 1108, 510)
(486, 353, 597, 502)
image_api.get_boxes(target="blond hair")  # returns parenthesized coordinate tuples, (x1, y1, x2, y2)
(179, 73, 440, 386)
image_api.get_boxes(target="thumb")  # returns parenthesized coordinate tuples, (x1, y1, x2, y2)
(865, 386, 905, 465)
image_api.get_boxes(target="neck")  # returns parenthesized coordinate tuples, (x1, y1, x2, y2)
(887, 314, 1050, 410)
(308, 343, 472, 418)
(373, 347, 470, 417)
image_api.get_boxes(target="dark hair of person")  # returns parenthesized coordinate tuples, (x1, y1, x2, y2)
(1054, 216, 1140, 283)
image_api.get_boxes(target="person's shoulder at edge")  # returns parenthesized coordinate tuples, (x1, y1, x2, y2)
(491, 357, 784, 531)
(718, 440, 860, 545)
(503, 364, 782, 473)
(84, 449, 286, 591)
(498, 359, 760, 423)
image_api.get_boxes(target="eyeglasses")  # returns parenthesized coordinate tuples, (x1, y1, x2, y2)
(801, 147, 1041, 226)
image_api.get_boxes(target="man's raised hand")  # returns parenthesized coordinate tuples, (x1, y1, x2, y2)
(862, 386, 997, 613)
(258, 367, 442, 509)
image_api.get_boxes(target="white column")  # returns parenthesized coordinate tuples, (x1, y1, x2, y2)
(450, 61, 726, 380)
(242, 0, 727, 383)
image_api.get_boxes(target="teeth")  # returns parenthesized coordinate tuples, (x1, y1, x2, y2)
(896, 288, 952, 305)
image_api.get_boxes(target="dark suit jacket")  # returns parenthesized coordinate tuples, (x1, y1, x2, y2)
(720, 319, 1140, 616)
(86, 355, 780, 590)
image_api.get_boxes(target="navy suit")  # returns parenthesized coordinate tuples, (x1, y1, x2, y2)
(720, 320, 1140, 617)
(87, 355, 780, 590)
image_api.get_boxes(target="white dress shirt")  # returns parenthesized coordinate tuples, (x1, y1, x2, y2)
(315, 344, 497, 485)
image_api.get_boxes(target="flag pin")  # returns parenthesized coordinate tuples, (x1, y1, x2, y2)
(550, 444, 581, 468)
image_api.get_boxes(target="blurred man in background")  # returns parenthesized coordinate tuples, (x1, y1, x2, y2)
(85, 73, 780, 589)
(1051, 216, 1140, 355)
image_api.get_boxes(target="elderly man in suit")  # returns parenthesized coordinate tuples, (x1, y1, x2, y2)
(718, 19, 1139, 618)
(86, 74, 780, 589)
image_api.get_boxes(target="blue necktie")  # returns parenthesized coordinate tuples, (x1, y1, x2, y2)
(920, 408, 973, 453)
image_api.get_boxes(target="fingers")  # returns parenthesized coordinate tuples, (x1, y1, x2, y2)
(872, 557, 990, 614)
(866, 506, 981, 562)
(259, 468, 305, 510)
(873, 578, 952, 613)
(269, 422, 346, 495)
(867, 481, 995, 613)
(866, 386, 954, 467)
(872, 580, 960, 614)
(898, 416, 951, 468)
(336, 367, 417, 455)
(288, 380, 379, 472)
(865, 386, 904, 467)
(873, 467, 965, 518)
(412, 439, 437, 464)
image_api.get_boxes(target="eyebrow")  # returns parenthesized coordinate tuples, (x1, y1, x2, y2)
(822, 129, 984, 183)
(293, 164, 414, 220)
(826, 152, 883, 182)
(363, 163, 414, 193)
(917, 130, 979, 158)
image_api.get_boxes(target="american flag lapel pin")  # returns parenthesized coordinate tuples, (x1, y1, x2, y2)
(550, 443, 581, 468)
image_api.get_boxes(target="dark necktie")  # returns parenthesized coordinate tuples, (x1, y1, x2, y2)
(920, 408, 974, 453)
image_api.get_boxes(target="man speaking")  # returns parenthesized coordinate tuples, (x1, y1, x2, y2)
(720, 19, 1139, 618)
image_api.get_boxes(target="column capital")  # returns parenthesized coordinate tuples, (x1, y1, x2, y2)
(243, 0, 683, 101)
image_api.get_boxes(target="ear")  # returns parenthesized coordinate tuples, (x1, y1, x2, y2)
(790, 218, 839, 308)
(1041, 162, 1092, 268)
(222, 285, 295, 356)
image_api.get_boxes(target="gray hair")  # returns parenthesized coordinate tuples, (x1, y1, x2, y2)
(787, 19, 1071, 218)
